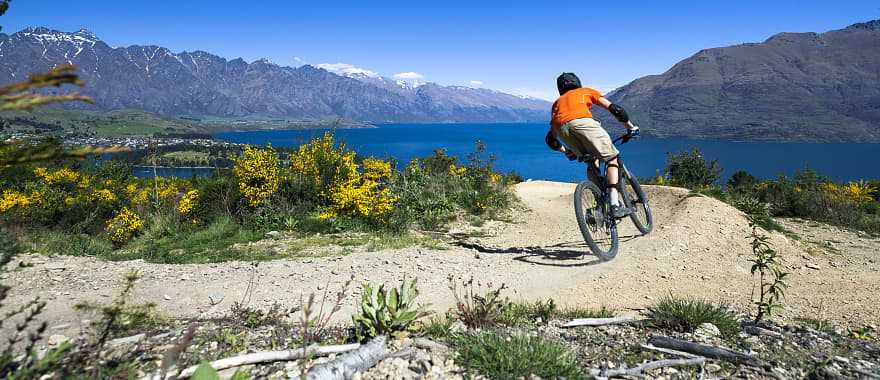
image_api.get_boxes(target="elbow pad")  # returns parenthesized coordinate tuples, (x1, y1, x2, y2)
(608, 103, 630, 123)
(545, 130, 562, 151)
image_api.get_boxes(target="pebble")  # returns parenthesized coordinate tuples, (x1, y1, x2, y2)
(163, 294, 172, 300)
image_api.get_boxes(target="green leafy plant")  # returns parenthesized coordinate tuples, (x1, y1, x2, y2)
(647, 296, 740, 337)
(664, 149, 722, 189)
(353, 277, 431, 340)
(451, 331, 587, 380)
(749, 219, 790, 323)
(448, 276, 509, 329)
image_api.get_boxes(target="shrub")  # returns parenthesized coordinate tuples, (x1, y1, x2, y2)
(728, 170, 759, 193)
(664, 149, 722, 189)
(233, 146, 280, 207)
(353, 278, 431, 340)
(448, 277, 509, 329)
(451, 331, 587, 380)
(105, 207, 144, 245)
(647, 296, 740, 337)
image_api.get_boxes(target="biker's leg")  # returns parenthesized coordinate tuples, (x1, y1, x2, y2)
(606, 157, 621, 206)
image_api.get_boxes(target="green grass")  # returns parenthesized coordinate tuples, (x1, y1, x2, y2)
(647, 296, 740, 337)
(795, 317, 835, 333)
(116, 217, 266, 263)
(500, 299, 616, 327)
(416, 315, 455, 340)
(31, 231, 114, 258)
(451, 331, 588, 380)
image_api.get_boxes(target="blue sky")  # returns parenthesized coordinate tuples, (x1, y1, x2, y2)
(3, 0, 878, 100)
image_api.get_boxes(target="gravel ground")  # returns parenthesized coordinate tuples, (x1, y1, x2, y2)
(3, 181, 879, 344)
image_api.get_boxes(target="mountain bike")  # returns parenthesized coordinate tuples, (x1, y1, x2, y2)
(573, 134, 653, 261)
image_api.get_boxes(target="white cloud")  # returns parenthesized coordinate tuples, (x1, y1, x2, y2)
(392, 72, 425, 80)
(315, 63, 380, 78)
(469, 80, 484, 86)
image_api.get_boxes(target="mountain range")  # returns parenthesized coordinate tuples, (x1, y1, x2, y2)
(0, 27, 549, 124)
(607, 20, 880, 142)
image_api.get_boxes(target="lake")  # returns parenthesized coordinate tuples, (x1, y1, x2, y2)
(211, 123, 880, 182)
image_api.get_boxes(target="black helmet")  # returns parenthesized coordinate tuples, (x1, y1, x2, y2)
(556, 72, 581, 95)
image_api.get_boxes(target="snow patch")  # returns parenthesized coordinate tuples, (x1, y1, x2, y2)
(316, 63, 380, 78)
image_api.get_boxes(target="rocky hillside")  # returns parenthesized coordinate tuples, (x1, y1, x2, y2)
(0, 27, 549, 123)
(608, 20, 880, 142)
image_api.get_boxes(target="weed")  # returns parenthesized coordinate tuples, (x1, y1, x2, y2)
(448, 276, 509, 329)
(749, 219, 789, 323)
(556, 305, 616, 320)
(451, 331, 587, 380)
(299, 276, 353, 344)
(647, 296, 740, 337)
(500, 299, 557, 326)
(353, 277, 431, 340)
(795, 317, 834, 334)
(416, 314, 456, 340)
(228, 301, 292, 329)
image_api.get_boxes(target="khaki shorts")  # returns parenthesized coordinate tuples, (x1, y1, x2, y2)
(556, 118, 619, 161)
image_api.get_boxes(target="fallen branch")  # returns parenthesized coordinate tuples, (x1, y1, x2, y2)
(591, 357, 706, 378)
(562, 316, 635, 328)
(412, 338, 450, 352)
(648, 335, 768, 368)
(744, 325, 783, 338)
(306, 336, 389, 380)
(170, 343, 360, 379)
(639, 343, 701, 358)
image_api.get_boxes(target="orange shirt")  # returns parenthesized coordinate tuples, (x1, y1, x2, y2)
(550, 87, 603, 128)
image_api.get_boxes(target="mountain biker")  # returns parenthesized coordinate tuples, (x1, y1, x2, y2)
(545, 72, 640, 219)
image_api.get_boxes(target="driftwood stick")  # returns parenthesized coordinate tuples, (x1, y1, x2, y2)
(639, 343, 701, 358)
(562, 316, 635, 328)
(412, 338, 450, 352)
(592, 357, 706, 378)
(306, 336, 389, 380)
(648, 335, 768, 368)
(171, 343, 360, 379)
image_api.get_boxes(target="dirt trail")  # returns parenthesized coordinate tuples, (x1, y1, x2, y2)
(5, 181, 879, 337)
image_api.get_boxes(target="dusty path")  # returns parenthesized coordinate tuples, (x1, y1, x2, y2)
(4, 182, 879, 338)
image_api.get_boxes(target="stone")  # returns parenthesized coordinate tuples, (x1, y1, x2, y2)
(209, 294, 225, 305)
(266, 231, 281, 239)
(695, 323, 721, 338)
(47, 334, 69, 347)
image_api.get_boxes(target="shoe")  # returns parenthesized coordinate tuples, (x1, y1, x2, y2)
(611, 205, 633, 219)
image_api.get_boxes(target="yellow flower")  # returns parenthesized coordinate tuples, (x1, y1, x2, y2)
(105, 207, 143, 244)
(90, 189, 117, 203)
(448, 164, 467, 177)
(842, 179, 876, 204)
(234, 146, 280, 207)
(0, 191, 32, 212)
(362, 157, 393, 182)
(34, 167, 80, 185)
(178, 189, 199, 215)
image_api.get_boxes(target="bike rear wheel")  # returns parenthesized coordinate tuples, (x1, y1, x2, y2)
(619, 165, 653, 235)
(574, 180, 619, 260)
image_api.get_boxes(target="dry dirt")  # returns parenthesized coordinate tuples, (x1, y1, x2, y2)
(4, 181, 879, 338)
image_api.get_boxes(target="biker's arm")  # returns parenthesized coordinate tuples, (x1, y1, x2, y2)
(597, 97, 638, 131)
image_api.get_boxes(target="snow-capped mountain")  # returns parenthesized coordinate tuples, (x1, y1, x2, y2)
(0, 27, 549, 123)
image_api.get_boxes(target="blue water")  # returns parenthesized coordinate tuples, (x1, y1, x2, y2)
(212, 123, 880, 182)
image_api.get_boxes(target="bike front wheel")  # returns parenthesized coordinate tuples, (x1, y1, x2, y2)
(619, 165, 654, 235)
(574, 180, 619, 260)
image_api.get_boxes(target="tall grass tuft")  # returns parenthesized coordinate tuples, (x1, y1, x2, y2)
(647, 296, 740, 337)
(452, 331, 587, 380)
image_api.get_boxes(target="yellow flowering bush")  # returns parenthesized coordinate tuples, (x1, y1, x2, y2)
(178, 189, 199, 215)
(0, 190, 37, 212)
(290, 132, 357, 190)
(448, 164, 467, 177)
(105, 207, 143, 244)
(234, 146, 281, 207)
(842, 180, 876, 204)
(319, 156, 397, 221)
